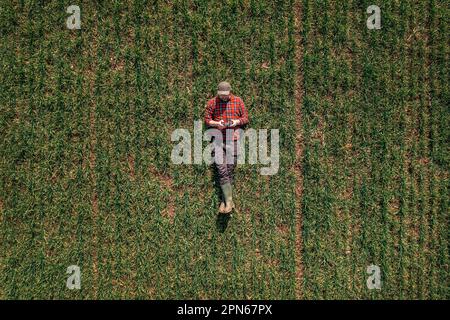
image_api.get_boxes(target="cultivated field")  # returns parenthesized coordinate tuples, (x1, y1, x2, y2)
(301, 0, 448, 299)
(0, 0, 448, 299)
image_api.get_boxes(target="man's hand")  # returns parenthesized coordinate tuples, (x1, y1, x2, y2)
(229, 119, 240, 127)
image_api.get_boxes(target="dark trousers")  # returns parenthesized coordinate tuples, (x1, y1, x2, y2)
(212, 140, 239, 186)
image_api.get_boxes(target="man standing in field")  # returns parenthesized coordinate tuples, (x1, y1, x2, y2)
(204, 81, 249, 214)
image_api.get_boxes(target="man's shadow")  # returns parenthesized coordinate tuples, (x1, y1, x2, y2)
(211, 163, 231, 233)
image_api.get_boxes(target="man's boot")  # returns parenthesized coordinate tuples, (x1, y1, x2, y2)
(219, 201, 226, 213)
(221, 182, 234, 214)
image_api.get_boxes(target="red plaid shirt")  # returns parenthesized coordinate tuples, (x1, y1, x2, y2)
(204, 94, 249, 141)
